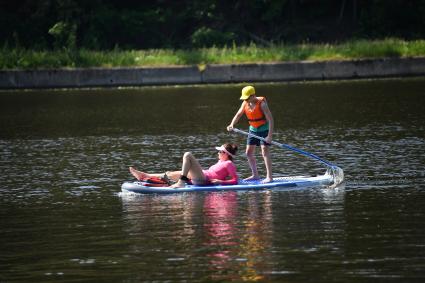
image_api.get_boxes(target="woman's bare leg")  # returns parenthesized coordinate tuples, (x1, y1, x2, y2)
(171, 152, 206, 188)
(164, 171, 181, 182)
(129, 167, 150, 181)
(129, 167, 176, 181)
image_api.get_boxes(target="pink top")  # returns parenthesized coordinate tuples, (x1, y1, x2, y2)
(203, 160, 238, 185)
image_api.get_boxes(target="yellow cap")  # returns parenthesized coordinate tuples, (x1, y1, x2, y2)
(240, 85, 255, 100)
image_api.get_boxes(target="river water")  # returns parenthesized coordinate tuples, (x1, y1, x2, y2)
(1, 78, 424, 282)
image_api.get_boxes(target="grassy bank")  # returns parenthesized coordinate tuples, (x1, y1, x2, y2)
(1, 39, 425, 70)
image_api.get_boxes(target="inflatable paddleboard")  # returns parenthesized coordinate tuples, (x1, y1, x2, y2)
(121, 173, 333, 194)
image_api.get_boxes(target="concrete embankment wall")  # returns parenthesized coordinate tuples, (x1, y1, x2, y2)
(1, 57, 425, 89)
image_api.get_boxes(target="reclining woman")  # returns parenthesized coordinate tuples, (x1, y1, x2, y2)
(129, 143, 239, 188)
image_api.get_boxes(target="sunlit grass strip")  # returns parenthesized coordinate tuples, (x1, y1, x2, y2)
(1, 39, 425, 69)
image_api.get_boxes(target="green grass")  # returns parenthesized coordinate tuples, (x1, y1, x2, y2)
(1, 39, 425, 70)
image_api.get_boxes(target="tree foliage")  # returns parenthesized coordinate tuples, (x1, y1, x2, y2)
(1, 0, 424, 50)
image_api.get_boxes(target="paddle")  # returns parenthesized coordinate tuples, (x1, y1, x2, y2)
(231, 128, 344, 186)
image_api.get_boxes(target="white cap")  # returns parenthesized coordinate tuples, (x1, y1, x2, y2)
(215, 145, 234, 157)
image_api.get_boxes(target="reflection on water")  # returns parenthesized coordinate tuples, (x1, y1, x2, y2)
(203, 192, 274, 281)
(1, 78, 425, 282)
(119, 190, 293, 281)
(204, 192, 238, 269)
(118, 184, 349, 281)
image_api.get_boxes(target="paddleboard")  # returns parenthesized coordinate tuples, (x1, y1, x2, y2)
(121, 173, 333, 194)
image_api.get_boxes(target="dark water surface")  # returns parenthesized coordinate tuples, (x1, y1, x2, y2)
(1, 78, 424, 282)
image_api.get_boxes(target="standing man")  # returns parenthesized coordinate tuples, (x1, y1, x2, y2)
(227, 85, 274, 182)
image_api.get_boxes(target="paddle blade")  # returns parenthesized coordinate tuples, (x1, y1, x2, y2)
(327, 166, 344, 188)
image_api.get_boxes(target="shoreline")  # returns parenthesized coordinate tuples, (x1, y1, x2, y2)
(1, 57, 425, 89)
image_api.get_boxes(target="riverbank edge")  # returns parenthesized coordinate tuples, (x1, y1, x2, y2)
(1, 57, 425, 89)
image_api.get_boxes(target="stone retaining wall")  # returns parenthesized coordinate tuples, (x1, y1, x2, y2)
(1, 57, 424, 89)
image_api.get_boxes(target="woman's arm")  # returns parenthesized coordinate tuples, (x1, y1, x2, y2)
(220, 162, 239, 185)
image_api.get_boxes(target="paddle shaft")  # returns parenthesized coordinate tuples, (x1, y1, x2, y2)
(232, 128, 336, 167)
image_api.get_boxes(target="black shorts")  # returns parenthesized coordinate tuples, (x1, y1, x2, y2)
(247, 129, 270, 146)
